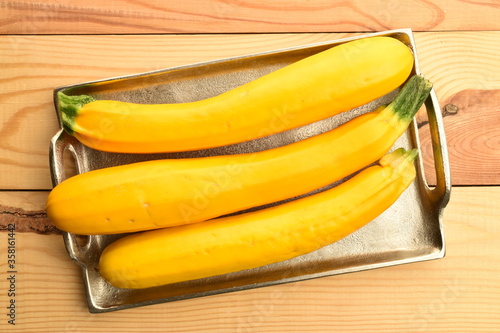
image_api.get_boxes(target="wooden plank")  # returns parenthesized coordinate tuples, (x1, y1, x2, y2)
(1, 32, 499, 189)
(417, 89, 500, 185)
(414, 32, 500, 186)
(0, 186, 498, 332)
(1, 0, 500, 34)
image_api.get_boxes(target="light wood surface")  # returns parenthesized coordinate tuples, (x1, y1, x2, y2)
(1, 1, 499, 332)
(1, 0, 500, 33)
(0, 187, 499, 332)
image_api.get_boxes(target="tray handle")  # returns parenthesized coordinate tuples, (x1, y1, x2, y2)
(423, 89, 452, 209)
(49, 129, 89, 265)
(49, 128, 89, 186)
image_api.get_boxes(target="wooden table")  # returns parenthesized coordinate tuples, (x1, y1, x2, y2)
(1, 1, 499, 332)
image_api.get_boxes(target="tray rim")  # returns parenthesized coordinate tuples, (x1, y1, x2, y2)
(49, 28, 451, 313)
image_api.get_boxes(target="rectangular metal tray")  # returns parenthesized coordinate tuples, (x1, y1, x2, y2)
(49, 29, 451, 313)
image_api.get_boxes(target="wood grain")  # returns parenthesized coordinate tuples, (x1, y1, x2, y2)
(1, 0, 500, 34)
(419, 89, 500, 185)
(1, 32, 499, 189)
(413, 32, 500, 186)
(0, 186, 498, 332)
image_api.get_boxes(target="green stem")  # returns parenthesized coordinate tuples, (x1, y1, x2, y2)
(57, 91, 95, 134)
(382, 74, 433, 123)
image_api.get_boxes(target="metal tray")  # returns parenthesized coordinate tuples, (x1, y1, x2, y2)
(49, 29, 451, 313)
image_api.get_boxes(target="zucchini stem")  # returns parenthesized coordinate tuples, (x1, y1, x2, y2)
(57, 91, 95, 134)
(380, 147, 418, 183)
(382, 75, 433, 123)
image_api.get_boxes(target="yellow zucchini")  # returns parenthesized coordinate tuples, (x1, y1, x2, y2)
(46, 75, 432, 235)
(99, 148, 418, 289)
(58, 36, 413, 153)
